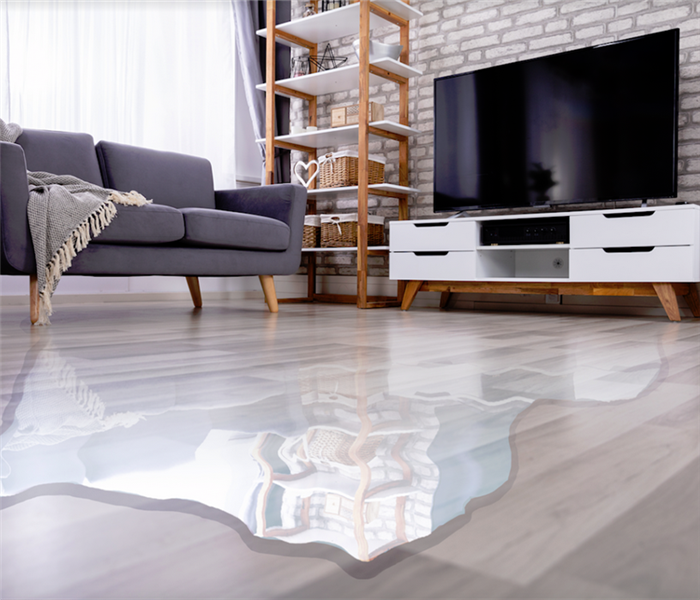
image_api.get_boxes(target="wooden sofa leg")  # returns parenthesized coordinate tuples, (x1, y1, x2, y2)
(186, 276, 202, 308)
(30, 274, 39, 324)
(259, 275, 279, 313)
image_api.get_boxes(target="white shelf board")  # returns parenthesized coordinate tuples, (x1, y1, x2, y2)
(307, 183, 419, 196)
(257, 59, 422, 97)
(367, 120, 420, 137)
(255, 121, 419, 148)
(477, 244, 571, 250)
(256, 1, 423, 47)
(303, 246, 390, 253)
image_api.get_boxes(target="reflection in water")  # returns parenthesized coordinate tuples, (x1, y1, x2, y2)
(0, 341, 662, 562)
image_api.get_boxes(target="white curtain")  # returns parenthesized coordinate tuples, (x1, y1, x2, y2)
(0, 0, 238, 189)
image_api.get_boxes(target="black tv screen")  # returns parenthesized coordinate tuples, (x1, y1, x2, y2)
(433, 29, 679, 213)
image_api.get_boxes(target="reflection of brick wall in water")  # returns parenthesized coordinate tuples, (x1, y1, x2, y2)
(273, 396, 443, 547)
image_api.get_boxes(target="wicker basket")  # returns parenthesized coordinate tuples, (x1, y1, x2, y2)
(303, 215, 321, 248)
(317, 151, 385, 189)
(321, 213, 385, 247)
(307, 428, 383, 466)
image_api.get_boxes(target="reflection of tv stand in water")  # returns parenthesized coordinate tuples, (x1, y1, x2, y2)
(390, 205, 700, 321)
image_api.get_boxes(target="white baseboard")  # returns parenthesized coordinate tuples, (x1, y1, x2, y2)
(0, 289, 264, 307)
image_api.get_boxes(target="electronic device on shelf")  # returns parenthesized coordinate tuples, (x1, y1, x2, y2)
(480, 217, 569, 246)
(433, 29, 680, 213)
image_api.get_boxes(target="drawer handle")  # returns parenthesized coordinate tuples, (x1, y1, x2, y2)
(413, 222, 449, 228)
(603, 246, 655, 253)
(414, 251, 449, 256)
(603, 211, 655, 219)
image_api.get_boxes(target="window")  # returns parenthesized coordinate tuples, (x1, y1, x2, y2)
(1, 0, 239, 188)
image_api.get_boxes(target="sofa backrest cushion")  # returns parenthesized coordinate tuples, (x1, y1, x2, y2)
(16, 129, 104, 186)
(97, 141, 216, 209)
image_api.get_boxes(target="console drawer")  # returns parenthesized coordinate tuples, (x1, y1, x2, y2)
(390, 220, 476, 251)
(390, 251, 476, 281)
(570, 246, 700, 282)
(571, 208, 700, 248)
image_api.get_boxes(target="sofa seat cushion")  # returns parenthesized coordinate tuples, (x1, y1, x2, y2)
(92, 203, 185, 245)
(181, 208, 290, 251)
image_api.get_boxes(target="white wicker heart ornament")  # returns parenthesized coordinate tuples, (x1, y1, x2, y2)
(293, 159, 320, 189)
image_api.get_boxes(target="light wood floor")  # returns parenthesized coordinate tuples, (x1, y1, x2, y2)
(1, 298, 698, 599)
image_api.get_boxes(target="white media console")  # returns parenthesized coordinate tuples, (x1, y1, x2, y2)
(389, 204, 700, 321)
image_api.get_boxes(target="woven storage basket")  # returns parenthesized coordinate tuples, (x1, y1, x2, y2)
(303, 215, 321, 248)
(317, 151, 385, 189)
(321, 213, 385, 247)
(308, 428, 384, 466)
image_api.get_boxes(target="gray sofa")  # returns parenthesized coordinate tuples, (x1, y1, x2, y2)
(0, 128, 307, 322)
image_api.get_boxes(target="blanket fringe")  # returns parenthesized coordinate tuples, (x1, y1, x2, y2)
(36, 201, 118, 325)
(108, 190, 151, 207)
(45, 349, 144, 430)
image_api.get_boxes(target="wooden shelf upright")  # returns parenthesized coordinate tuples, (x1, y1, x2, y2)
(260, 0, 421, 308)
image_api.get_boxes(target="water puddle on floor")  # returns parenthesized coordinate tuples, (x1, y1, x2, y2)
(0, 337, 664, 562)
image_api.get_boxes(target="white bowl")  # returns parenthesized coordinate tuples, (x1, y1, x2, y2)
(352, 39, 403, 61)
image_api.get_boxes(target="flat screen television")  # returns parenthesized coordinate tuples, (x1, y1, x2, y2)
(433, 29, 680, 213)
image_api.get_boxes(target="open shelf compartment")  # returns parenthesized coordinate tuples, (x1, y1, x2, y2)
(307, 183, 419, 197)
(256, 121, 420, 148)
(257, 60, 422, 98)
(256, 0, 423, 47)
(476, 248, 570, 279)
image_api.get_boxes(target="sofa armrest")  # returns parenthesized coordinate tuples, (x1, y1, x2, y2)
(0, 141, 35, 273)
(215, 184, 307, 228)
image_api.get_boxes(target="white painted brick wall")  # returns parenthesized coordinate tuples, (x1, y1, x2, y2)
(289, 0, 700, 278)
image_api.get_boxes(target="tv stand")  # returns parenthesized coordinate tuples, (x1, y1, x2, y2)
(390, 205, 700, 321)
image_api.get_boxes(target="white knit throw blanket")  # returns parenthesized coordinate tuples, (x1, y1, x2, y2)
(1, 118, 151, 324)
(0, 118, 22, 143)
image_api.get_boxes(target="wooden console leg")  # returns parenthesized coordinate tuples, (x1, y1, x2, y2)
(439, 291, 453, 310)
(653, 282, 681, 322)
(186, 276, 202, 308)
(259, 275, 279, 313)
(396, 280, 406, 304)
(30, 274, 39, 324)
(683, 284, 700, 318)
(401, 280, 423, 311)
